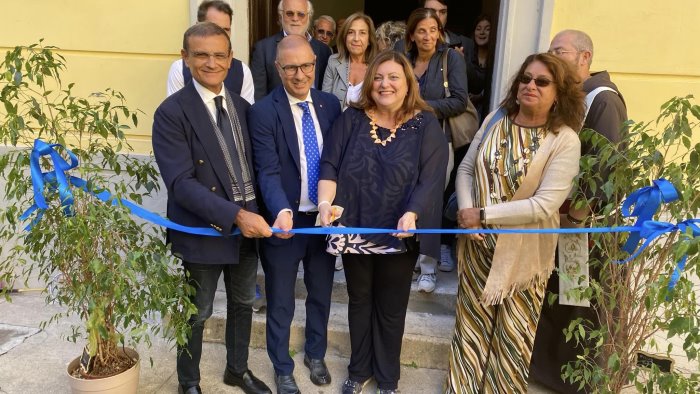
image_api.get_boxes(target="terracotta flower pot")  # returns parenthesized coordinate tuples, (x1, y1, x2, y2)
(66, 347, 140, 394)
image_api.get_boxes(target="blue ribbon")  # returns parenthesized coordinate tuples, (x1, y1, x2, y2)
(19, 139, 697, 291)
(621, 178, 679, 254)
(615, 219, 700, 290)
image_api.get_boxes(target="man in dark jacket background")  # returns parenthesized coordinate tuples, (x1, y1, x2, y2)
(250, 0, 332, 101)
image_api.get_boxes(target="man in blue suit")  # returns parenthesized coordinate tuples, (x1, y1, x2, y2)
(248, 35, 341, 394)
(152, 22, 272, 394)
(250, 0, 332, 101)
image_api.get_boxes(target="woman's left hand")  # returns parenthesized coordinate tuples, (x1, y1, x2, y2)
(394, 211, 418, 238)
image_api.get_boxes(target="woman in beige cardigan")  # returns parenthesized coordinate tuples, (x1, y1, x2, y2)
(445, 53, 584, 393)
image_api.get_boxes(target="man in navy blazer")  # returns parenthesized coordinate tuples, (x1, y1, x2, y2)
(152, 22, 272, 394)
(248, 35, 341, 394)
(250, 0, 331, 101)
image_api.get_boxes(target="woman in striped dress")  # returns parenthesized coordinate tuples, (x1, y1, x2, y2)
(446, 53, 584, 393)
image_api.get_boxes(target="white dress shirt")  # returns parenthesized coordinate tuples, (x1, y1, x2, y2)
(191, 79, 228, 120)
(284, 89, 323, 213)
(166, 58, 255, 105)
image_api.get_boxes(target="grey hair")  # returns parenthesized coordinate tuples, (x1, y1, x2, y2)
(376, 20, 406, 50)
(557, 29, 594, 66)
(314, 15, 336, 32)
(277, 0, 314, 19)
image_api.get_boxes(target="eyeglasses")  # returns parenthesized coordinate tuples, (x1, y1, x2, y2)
(316, 29, 334, 38)
(283, 10, 307, 19)
(518, 74, 553, 87)
(548, 48, 579, 56)
(278, 62, 315, 76)
(190, 51, 230, 62)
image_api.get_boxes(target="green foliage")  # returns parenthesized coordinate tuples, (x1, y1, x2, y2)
(560, 96, 700, 392)
(0, 41, 196, 374)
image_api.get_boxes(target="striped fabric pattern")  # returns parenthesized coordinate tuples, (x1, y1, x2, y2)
(445, 118, 548, 393)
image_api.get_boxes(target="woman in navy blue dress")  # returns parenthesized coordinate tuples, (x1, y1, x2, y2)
(317, 50, 448, 394)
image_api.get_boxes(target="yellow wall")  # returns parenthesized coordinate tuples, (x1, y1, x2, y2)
(551, 0, 700, 125)
(3, 1, 699, 153)
(1, 0, 193, 153)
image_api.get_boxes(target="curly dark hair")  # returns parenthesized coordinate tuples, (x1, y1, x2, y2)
(501, 53, 584, 132)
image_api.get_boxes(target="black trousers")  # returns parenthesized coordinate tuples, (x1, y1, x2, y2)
(177, 238, 258, 387)
(342, 250, 418, 390)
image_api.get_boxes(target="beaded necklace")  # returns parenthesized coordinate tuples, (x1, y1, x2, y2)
(367, 110, 401, 146)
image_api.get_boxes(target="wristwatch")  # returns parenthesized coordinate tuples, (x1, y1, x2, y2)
(479, 208, 486, 224)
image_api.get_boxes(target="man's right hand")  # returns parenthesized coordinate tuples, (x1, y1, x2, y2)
(235, 209, 273, 238)
(272, 211, 294, 239)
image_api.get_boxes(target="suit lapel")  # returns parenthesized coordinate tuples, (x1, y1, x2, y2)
(180, 84, 236, 201)
(338, 59, 349, 86)
(272, 88, 302, 172)
(310, 39, 324, 89)
(310, 89, 331, 139)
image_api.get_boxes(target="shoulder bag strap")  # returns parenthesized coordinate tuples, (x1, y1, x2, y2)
(441, 48, 451, 98)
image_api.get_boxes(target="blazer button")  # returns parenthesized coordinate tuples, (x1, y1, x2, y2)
(198, 159, 204, 165)
(210, 186, 216, 192)
(295, 200, 299, 204)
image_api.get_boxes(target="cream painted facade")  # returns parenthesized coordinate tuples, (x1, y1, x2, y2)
(1, 1, 699, 153)
(551, 0, 700, 130)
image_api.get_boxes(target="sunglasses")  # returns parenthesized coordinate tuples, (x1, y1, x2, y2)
(518, 74, 553, 87)
(283, 10, 307, 19)
(316, 29, 334, 38)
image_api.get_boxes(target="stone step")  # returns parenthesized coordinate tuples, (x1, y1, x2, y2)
(254, 259, 459, 316)
(204, 294, 456, 370)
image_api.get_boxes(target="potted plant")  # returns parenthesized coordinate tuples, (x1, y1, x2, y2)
(558, 96, 700, 393)
(0, 41, 196, 393)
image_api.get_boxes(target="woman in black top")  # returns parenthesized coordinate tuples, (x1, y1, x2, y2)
(317, 50, 448, 394)
(468, 14, 492, 123)
(404, 7, 469, 291)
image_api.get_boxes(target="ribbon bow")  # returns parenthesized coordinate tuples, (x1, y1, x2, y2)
(615, 219, 700, 291)
(621, 178, 679, 254)
(19, 139, 80, 228)
(19, 139, 224, 236)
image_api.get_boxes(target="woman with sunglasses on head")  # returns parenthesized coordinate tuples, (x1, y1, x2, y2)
(445, 53, 584, 393)
(322, 12, 378, 111)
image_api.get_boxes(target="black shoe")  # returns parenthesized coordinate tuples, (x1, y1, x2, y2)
(274, 373, 301, 394)
(178, 384, 202, 394)
(303, 354, 331, 385)
(223, 368, 272, 394)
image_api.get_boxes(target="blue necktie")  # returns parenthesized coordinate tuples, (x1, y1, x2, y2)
(297, 101, 320, 205)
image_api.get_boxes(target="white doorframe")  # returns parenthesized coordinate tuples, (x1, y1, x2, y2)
(189, 0, 250, 64)
(490, 0, 554, 109)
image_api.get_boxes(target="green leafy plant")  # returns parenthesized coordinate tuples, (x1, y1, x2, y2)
(560, 96, 700, 392)
(0, 41, 196, 377)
